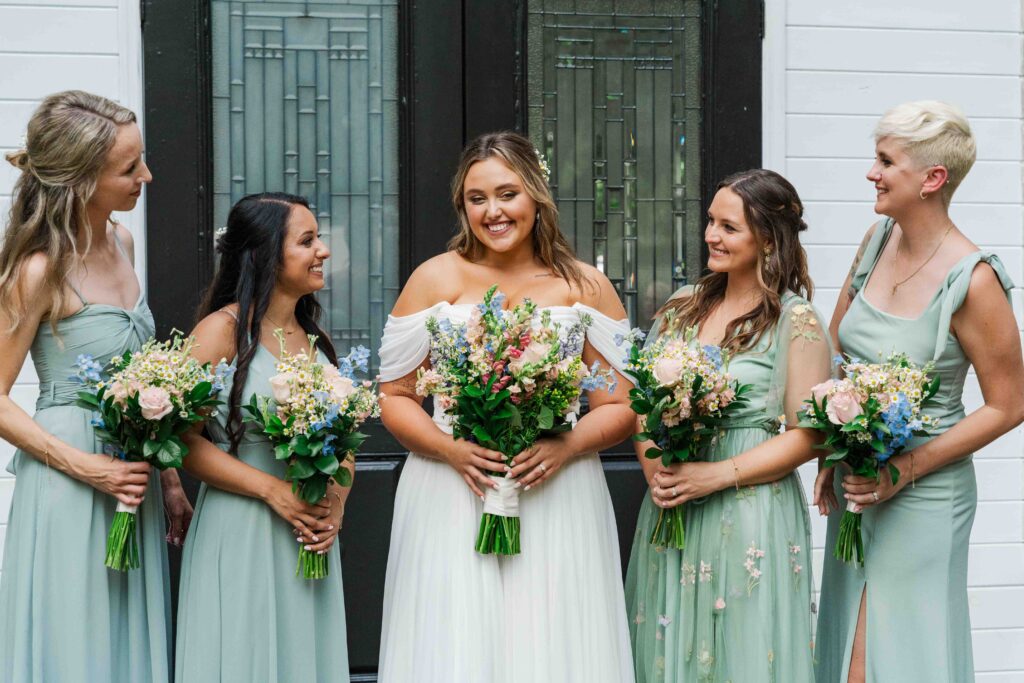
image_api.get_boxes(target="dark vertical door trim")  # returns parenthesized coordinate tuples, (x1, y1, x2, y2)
(399, 0, 465, 280)
(463, 0, 525, 139)
(700, 0, 763, 215)
(142, 0, 214, 336)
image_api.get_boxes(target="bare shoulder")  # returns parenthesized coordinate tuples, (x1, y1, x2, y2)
(575, 261, 627, 319)
(391, 251, 464, 316)
(15, 251, 52, 313)
(114, 223, 136, 262)
(190, 306, 238, 364)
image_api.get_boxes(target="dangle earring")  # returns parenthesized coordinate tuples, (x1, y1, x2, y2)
(919, 189, 928, 200)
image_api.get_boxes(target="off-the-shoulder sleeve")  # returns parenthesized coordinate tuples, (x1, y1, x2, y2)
(377, 302, 446, 382)
(573, 303, 631, 375)
(933, 251, 1014, 361)
(849, 218, 893, 296)
(766, 295, 835, 425)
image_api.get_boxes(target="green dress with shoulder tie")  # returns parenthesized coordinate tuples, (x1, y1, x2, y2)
(625, 291, 831, 682)
(815, 217, 1013, 683)
(0, 282, 172, 682)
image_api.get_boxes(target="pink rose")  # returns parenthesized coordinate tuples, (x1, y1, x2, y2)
(138, 386, 173, 420)
(714, 598, 726, 610)
(269, 372, 295, 403)
(810, 379, 836, 404)
(825, 390, 862, 425)
(509, 340, 551, 374)
(108, 380, 130, 407)
(652, 357, 684, 386)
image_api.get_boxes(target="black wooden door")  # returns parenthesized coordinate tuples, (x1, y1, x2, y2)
(142, 1, 761, 679)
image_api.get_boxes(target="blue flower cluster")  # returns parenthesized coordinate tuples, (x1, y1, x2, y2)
(875, 393, 922, 461)
(337, 345, 371, 379)
(211, 360, 236, 393)
(429, 318, 470, 367)
(614, 327, 646, 348)
(475, 291, 506, 317)
(702, 344, 724, 371)
(309, 390, 342, 432)
(71, 354, 103, 383)
(580, 360, 617, 393)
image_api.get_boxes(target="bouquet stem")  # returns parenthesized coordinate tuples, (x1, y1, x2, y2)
(475, 476, 521, 555)
(105, 501, 140, 571)
(297, 547, 329, 579)
(834, 501, 865, 566)
(649, 505, 686, 550)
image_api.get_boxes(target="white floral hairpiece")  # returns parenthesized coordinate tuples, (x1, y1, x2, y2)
(534, 147, 551, 183)
(214, 226, 228, 239)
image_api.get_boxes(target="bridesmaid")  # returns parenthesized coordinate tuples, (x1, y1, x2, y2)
(377, 131, 636, 682)
(175, 193, 350, 682)
(625, 169, 831, 682)
(814, 101, 1024, 683)
(0, 90, 190, 681)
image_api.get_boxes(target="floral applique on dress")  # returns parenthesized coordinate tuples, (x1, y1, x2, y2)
(789, 303, 822, 344)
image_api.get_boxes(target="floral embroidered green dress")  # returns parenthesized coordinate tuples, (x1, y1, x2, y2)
(625, 290, 831, 683)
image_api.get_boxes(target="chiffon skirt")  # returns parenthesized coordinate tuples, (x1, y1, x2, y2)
(0, 405, 172, 683)
(625, 427, 816, 683)
(379, 450, 634, 683)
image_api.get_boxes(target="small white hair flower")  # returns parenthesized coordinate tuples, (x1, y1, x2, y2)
(534, 147, 551, 183)
(214, 226, 228, 239)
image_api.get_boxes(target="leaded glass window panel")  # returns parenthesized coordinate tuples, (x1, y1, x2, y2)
(527, 0, 702, 326)
(212, 0, 399, 372)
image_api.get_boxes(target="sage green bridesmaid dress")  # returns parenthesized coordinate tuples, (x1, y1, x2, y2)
(815, 218, 1013, 683)
(626, 291, 831, 683)
(175, 345, 349, 683)
(0, 284, 172, 682)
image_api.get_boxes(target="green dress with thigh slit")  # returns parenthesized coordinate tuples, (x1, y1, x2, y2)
(815, 218, 1013, 683)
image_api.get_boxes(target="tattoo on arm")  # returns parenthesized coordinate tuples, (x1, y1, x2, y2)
(388, 372, 420, 400)
(845, 238, 870, 302)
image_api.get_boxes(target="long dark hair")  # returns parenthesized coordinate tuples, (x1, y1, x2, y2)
(660, 169, 813, 352)
(197, 192, 338, 453)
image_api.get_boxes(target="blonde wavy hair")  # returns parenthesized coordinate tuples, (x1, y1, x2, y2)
(0, 90, 136, 332)
(448, 131, 588, 292)
(874, 100, 976, 206)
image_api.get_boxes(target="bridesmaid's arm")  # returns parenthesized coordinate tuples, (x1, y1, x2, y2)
(0, 253, 151, 505)
(844, 262, 1024, 507)
(182, 311, 333, 541)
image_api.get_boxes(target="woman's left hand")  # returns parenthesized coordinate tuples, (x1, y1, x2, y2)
(300, 479, 349, 555)
(161, 470, 193, 547)
(650, 460, 731, 507)
(508, 435, 576, 490)
(840, 456, 908, 510)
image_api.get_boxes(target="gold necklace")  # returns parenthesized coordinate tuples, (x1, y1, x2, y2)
(891, 223, 954, 295)
(263, 313, 296, 335)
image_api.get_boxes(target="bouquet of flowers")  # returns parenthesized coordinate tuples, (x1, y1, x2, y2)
(243, 333, 379, 579)
(798, 352, 939, 565)
(75, 333, 233, 571)
(623, 323, 750, 549)
(416, 285, 615, 556)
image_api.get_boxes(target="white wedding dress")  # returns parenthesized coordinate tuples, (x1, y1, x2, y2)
(377, 302, 636, 683)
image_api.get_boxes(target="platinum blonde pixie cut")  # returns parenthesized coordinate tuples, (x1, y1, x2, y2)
(874, 100, 976, 205)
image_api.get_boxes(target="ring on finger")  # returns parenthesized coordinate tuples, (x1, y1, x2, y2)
(671, 486, 678, 497)
(538, 462, 547, 473)
(871, 490, 879, 502)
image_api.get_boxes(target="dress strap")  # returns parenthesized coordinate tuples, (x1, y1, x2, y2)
(849, 217, 895, 295)
(932, 251, 1014, 361)
(67, 280, 88, 306)
(110, 222, 131, 261)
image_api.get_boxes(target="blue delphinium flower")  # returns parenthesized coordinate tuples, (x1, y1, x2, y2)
(72, 354, 103, 383)
(580, 361, 610, 392)
(702, 344, 724, 371)
(875, 393, 915, 461)
(322, 433, 337, 457)
(90, 416, 106, 429)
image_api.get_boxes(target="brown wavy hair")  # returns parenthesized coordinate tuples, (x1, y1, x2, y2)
(448, 131, 589, 293)
(660, 169, 813, 353)
(0, 90, 136, 333)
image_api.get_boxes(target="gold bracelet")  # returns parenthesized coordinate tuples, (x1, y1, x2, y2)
(910, 452, 916, 489)
(731, 459, 741, 490)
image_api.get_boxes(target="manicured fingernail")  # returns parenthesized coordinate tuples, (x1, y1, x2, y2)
(503, 465, 511, 472)
(318, 550, 326, 555)
(512, 481, 521, 489)
(312, 535, 319, 542)
(478, 494, 484, 500)
(297, 537, 304, 543)
(304, 545, 312, 551)
(853, 504, 862, 513)
(524, 485, 531, 491)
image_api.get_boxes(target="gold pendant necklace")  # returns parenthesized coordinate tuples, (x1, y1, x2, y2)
(891, 223, 954, 295)
(263, 314, 296, 335)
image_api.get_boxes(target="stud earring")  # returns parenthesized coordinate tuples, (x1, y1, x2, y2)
(919, 189, 928, 200)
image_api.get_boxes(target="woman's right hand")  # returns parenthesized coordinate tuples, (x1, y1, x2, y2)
(264, 478, 333, 541)
(81, 456, 152, 506)
(444, 438, 506, 498)
(813, 464, 838, 516)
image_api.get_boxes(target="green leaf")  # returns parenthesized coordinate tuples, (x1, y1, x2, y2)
(471, 425, 494, 446)
(286, 459, 315, 481)
(538, 405, 554, 430)
(290, 435, 312, 457)
(888, 462, 900, 485)
(334, 468, 353, 487)
(644, 446, 662, 461)
(189, 381, 213, 403)
(463, 384, 484, 398)
(314, 454, 339, 476)
(274, 443, 292, 461)
(300, 476, 328, 505)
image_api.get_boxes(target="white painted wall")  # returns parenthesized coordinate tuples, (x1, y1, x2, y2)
(764, 1, 1024, 678)
(0, 0, 145, 573)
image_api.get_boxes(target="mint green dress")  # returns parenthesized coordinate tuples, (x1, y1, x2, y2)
(626, 291, 831, 683)
(175, 345, 349, 683)
(0, 287, 172, 682)
(816, 218, 1013, 683)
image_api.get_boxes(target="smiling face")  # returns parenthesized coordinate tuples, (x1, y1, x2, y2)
(462, 157, 539, 258)
(277, 204, 330, 296)
(705, 186, 760, 276)
(89, 123, 152, 213)
(867, 137, 930, 215)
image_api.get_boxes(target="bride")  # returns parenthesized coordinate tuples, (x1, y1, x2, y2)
(377, 131, 636, 683)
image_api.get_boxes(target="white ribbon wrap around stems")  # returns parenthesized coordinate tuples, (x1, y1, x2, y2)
(846, 500, 860, 514)
(116, 501, 139, 514)
(483, 476, 520, 517)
